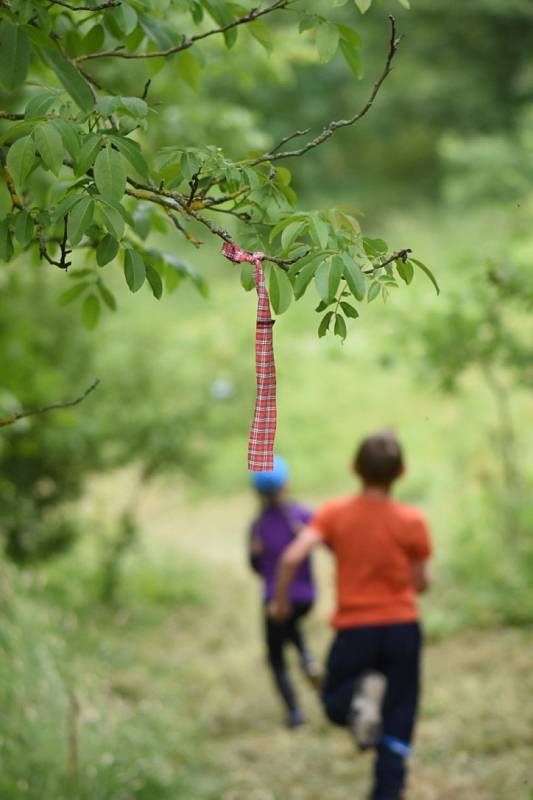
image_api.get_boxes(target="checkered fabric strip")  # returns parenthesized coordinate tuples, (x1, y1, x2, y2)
(221, 243, 276, 471)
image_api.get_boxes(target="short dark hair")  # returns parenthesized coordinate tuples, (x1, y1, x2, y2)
(354, 431, 404, 486)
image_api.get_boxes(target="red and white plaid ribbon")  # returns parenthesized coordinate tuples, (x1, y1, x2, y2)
(222, 242, 276, 471)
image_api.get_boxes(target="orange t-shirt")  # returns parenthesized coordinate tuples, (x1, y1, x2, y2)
(311, 494, 432, 629)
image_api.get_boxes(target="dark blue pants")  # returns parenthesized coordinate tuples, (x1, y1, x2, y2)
(322, 622, 422, 800)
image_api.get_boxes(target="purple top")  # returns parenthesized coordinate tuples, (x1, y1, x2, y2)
(250, 502, 316, 604)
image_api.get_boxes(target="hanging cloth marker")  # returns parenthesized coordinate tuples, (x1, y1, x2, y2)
(222, 242, 276, 472)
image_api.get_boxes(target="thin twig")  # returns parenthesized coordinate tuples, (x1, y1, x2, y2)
(141, 79, 151, 101)
(362, 248, 412, 273)
(77, 0, 291, 62)
(38, 217, 72, 269)
(49, 0, 120, 10)
(0, 111, 25, 121)
(269, 128, 311, 155)
(0, 379, 100, 428)
(248, 16, 401, 166)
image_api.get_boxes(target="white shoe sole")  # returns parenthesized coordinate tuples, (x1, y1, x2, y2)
(350, 672, 387, 749)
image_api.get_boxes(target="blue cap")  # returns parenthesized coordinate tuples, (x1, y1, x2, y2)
(251, 455, 289, 493)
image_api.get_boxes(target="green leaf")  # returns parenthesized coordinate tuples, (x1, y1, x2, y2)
(318, 310, 334, 338)
(410, 258, 440, 295)
(6, 135, 35, 193)
(52, 192, 85, 224)
(68, 197, 94, 245)
(293, 256, 321, 299)
(180, 151, 201, 182)
(34, 122, 64, 176)
(340, 301, 359, 318)
(315, 257, 342, 302)
(0, 23, 31, 90)
(81, 293, 101, 329)
(0, 120, 38, 147)
(43, 49, 95, 112)
(363, 237, 387, 256)
(124, 248, 146, 292)
(203, 0, 237, 48)
(93, 146, 127, 201)
(96, 234, 119, 267)
(109, 2, 138, 35)
(240, 261, 255, 291)
(80, 24, 105, 54)
(281, 220, 306, 252)
(139, 13, 177, 49)
(249, 19, 273, 52)
(316, 22, 340, 63)
(76, 134, 101, 175)
(50, 118, 80, 160)
(25, 92, 57, 119)
(15, 211, 33, 246)
(269, 265, 293, 315)
(100, 204, 125, 240)
(108, 134, 149, 178)
(397, 0, 410, 8)
(367, 281, 380, 302)
(396, 258, 414, 285)
(354, 0, 372, 12)
(299, 16, 317, 33)
(59, 282, 90, 306)
(340, 39, 364, 78)
(118, 96, 148, 118)
(97, 281, 117, 311)
(309, 212, 329, 249)
(337, 25, 361, 47)
(334, 314, 347, 340)
(146, 262, 163, 299)
(341, 253, 365, 301)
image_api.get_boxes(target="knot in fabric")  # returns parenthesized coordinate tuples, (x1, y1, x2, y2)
(221, 242, 276, 472)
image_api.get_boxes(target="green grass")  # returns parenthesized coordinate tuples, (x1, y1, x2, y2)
(2, 487, 532, 799)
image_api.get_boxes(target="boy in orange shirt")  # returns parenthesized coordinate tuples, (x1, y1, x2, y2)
(269, 431, 431, 800)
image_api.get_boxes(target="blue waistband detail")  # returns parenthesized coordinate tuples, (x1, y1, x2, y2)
(381, 735, 412, 758)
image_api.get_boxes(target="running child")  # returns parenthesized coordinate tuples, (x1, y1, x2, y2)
(269, 432, 432, 799)
(248, 455, 320, 729)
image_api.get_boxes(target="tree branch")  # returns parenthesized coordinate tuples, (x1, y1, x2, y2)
(77, 0, 291, 62)
(0, 379, 100, 428)
(249, 16, 401, 166)
(48, 0, 120, 10)
(2, 165, 23, 209)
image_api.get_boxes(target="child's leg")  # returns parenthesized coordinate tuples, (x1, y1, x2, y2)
(286, 602, 322, 689)
(321, 626, 380, 726)
(372, 622, 422, 800)
(264, 612, 301, 717)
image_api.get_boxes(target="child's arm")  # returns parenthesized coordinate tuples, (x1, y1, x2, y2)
(412, 559, 431, 593)
(268, 526, 321, 620)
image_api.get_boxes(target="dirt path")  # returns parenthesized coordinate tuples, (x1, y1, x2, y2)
(134, 485, 533, 800)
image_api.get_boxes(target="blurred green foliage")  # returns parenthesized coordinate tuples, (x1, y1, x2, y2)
(0, 0, 432, 338)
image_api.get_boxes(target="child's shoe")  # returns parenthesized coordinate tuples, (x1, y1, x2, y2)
(348, 671, 387, 750)
(286, 708, 306, 729)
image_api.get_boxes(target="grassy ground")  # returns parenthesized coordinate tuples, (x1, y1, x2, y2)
(1, 481, 533, 798)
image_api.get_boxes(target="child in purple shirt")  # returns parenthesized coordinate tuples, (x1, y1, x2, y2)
(249, 456, 320, 728)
